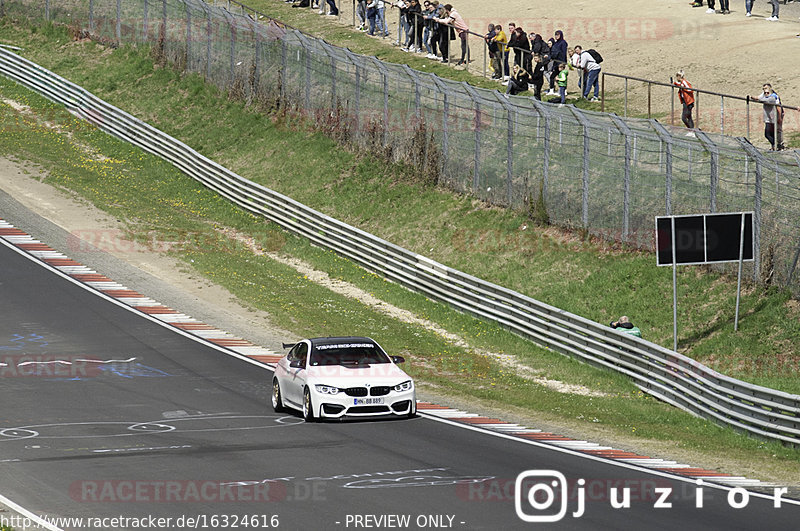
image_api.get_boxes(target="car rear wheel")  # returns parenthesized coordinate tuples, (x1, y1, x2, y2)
(271, 378, 285, 413)
(303, 387, 317, 422)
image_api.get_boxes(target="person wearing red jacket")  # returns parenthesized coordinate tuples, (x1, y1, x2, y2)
(672, 70, 695, 130)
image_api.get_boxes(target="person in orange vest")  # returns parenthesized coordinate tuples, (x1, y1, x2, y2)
(672, 70, 695, 130)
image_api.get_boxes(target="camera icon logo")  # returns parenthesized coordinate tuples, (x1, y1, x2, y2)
(514, 470, 568, 523)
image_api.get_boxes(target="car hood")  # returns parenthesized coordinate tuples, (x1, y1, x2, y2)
(306, 363, 411, 387)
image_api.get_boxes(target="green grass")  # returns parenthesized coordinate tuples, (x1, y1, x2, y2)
(1, 20, 800, 474)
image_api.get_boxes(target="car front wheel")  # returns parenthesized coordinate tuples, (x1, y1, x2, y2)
(303, 387, 317, 422)
(271, 378, 285, 413)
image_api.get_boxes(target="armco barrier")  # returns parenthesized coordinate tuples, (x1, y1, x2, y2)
(1, 48, 799, 446)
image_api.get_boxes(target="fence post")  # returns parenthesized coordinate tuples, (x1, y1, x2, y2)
(344, 49, 363, 135)
(116, 0, 121, 45)
(611, 115, 632, 243)
(186, 4, 192, 69)
(736, 137, 762, 282)
(651, 120, 673, 216)
(432, 77, 450, 177)
(383, 70, 388, 146)
(330, 55, 337, 109)
(304, 46, 311, 110)
(624, 78, 628, 118)
(569, 106, 591, 228)
(600, 73, 605, 113)
(45, 0, 49, 21)
(89, 0, 95, 34)
(695, 90, 700, 130)
(206, 9, 212, 79)
(695, 131, 719, 213)
(230, 20, 236, 84)
(280, 35, 287, 106)
(493, 93, 514, 206)
(402, 65, 420, 119)
(143, 0, 149, 43)
(162, 0, 167, 47)
(530, 99, 550, 202)
(462, 83, 482, 195)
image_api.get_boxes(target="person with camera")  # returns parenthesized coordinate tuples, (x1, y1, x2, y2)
(749, 83, 785, 150)
(610, 316, 642, 338)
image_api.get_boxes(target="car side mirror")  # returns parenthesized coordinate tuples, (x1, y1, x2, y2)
(391, 355, 406, 364)
(289, 360, 304, 369)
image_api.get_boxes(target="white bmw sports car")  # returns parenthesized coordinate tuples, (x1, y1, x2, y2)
(271, 337, 416, 421)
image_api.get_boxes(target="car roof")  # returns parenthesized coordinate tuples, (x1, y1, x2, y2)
(308, 336, 376, 347)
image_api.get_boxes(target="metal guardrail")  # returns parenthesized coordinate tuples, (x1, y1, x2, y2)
(2, 48, 799, 446)
(10, 0, 800, 294)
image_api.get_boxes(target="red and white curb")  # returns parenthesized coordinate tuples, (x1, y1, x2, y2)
(417, 402, 764, 488)
(0, 219, 283, 366)
(0, 218, 768, 491)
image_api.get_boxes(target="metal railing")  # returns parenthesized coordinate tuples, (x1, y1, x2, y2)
(602, 72, 800, 146)
(2, 47, 799, 446)
(8, 0, 800, 296)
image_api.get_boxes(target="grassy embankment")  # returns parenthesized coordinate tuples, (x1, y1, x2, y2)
(0, 20, 799, 476)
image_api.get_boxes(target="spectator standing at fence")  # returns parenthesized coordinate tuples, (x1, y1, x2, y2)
(672, 70, 695, 130)
(530, 33, 548, 57)
(436, 4, 469, 66)
(766, 0, 780, 20)
(435, 4, 451, 62)
(507, 23, 521, 67)
(405, 0, 423, 52)
(423, 2, 440, 58)
(691, 0, 716, 14)
(356, 0, 367, 30)
(547, 63, 568, 104)
(570, 47, 582, 92)
(485, 24, 499, 78)
(503, 23, 516, 79)
(750, 83, 785, 150)
(366, 0, 381, 36)
(512, 27, 531, 73)
(378, 0, 389, 37)
(396, 1, 410, 47)
(610, 316, 642, 338)
(574, 45, 601, 102)
(491, 24, 508, 80)
(547, 30, 567, 96)
(530, 54, 546, 100)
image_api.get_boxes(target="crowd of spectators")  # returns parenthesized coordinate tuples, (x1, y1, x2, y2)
(291, 0, 793, 143)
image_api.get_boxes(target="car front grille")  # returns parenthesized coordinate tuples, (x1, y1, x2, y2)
(344, 387, 368, 397)
(370, 386, 390, 396)
(349, 406, 391, 414)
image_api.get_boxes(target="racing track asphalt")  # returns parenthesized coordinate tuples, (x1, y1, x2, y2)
(1, 203, 799, 530)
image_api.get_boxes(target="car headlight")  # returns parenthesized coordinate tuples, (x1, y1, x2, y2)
(393, 380, 413, 392)
(315, 384, 341, 395)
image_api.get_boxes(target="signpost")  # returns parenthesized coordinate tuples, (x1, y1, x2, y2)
(655, 212, 754, 351)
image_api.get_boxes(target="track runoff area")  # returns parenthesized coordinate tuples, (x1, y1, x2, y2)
(0, 212, 798, 531)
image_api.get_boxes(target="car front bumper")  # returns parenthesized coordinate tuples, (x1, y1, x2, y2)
(314, 389, 416, 419)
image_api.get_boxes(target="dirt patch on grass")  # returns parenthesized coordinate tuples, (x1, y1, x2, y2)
(215, 225, 609, 397)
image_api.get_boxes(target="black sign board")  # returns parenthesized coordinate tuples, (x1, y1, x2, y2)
(656, 212, 753, 266)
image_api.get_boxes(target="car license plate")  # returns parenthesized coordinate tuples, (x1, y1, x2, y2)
(354, 397, 384, 405)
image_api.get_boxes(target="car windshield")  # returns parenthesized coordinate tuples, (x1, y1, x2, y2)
(310, 342, 391, 366)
